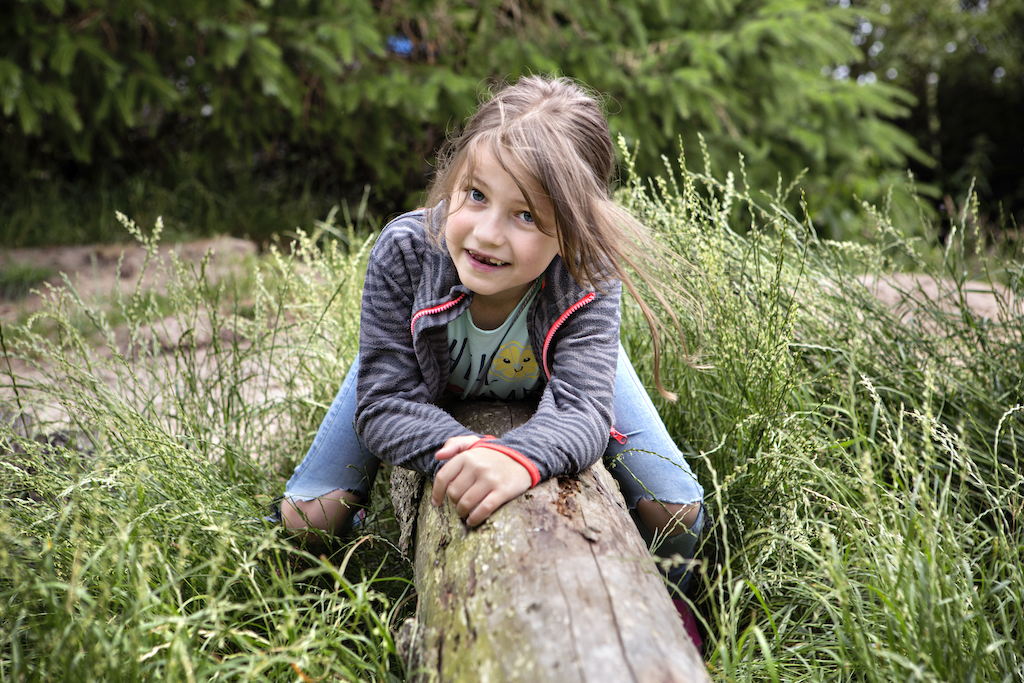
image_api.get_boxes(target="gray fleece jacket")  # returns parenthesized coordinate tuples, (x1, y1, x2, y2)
(354, 209, 622, 484)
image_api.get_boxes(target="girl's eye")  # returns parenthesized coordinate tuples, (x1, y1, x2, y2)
(469, 188, 485, 202)
(517, 211, 534, 224)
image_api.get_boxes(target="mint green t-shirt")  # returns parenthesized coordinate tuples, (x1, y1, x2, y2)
(446, 288, 542, 400)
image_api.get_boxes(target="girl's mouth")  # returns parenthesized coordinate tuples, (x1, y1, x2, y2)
(468, 250, 509, 267)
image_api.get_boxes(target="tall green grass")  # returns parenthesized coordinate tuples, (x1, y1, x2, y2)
(620, 141, 1022, 681)
(2, 150, 1022, 681)
(2, 209, 413, 681)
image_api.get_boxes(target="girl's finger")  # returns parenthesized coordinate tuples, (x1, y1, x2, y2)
(444, 467, 478, 508)
(431, 457, 463, 506)
(434, 444, 459, 461)
(435, 435, 478, 461)
(454, 482, 489, 520)
(466, 491, 505, 527)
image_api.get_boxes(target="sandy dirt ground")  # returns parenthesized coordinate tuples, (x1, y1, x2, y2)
(1, 237, 257, 324)
(1, 238, 263, 431)
(857, 272, 1018, 324)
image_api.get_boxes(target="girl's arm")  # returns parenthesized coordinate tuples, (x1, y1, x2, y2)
(354, 222, 477, 476)
(492, 283, 622, 481)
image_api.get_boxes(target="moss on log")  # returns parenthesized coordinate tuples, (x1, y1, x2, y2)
(391, 401, 709, 683)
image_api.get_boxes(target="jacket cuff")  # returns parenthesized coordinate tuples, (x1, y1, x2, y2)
(471, 437, 541, 487)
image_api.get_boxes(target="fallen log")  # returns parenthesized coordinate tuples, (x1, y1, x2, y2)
(391, 400, 709, 683)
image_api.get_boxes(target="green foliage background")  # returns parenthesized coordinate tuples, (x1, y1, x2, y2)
(846, 0, 1024, 233)
(1, 0, 937, 246)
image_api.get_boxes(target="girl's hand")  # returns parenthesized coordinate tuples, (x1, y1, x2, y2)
(432, 441, 532, 527)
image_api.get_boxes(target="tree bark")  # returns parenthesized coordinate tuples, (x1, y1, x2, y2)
(391, 401, 709, 683)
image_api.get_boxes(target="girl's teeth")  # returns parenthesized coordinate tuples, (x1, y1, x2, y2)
(471, 251, 507, 266)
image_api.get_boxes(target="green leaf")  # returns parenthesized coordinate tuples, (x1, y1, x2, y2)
(65, 125, 91, 161)
(50, 85, 82, 132)
(113, 75, 136, 127)
(94, 89, 112, 122)
(0, 59, 23, 117)
(334, 28, 355, 65)
(351, 21, 383, 56)
(75, 35, 123, 74)
(134, 71, 180, 104)
(40, 0, 65, 15)
(15, 85, 41, 134)
(252, 36, 282, 61)
(216, 25, 250, 69)
(49, 28, 78, 77)
(297, 42, 343, 76)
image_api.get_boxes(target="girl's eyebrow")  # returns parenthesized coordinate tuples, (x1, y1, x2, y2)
(469, 173, 491, 191)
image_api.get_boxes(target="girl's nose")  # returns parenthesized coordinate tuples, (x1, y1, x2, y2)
(474, 210, 505, 246)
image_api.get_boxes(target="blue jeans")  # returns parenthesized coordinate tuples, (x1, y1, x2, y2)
(284, 344, 704, 589)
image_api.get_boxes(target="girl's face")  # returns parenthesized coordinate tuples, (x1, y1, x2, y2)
(445, 145, 560, 317)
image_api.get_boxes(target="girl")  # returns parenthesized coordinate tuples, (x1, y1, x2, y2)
(281, 74, 705, 625)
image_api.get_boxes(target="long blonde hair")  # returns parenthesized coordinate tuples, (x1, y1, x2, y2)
(425, 74, 691, 400)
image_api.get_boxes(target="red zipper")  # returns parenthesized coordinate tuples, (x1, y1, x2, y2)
(540, 292, 596, 380)
(410, 293, 466, 337)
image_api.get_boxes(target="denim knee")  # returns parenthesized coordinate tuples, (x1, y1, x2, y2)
(605, 343, 704, 509)
(284, 358, 381, 501)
